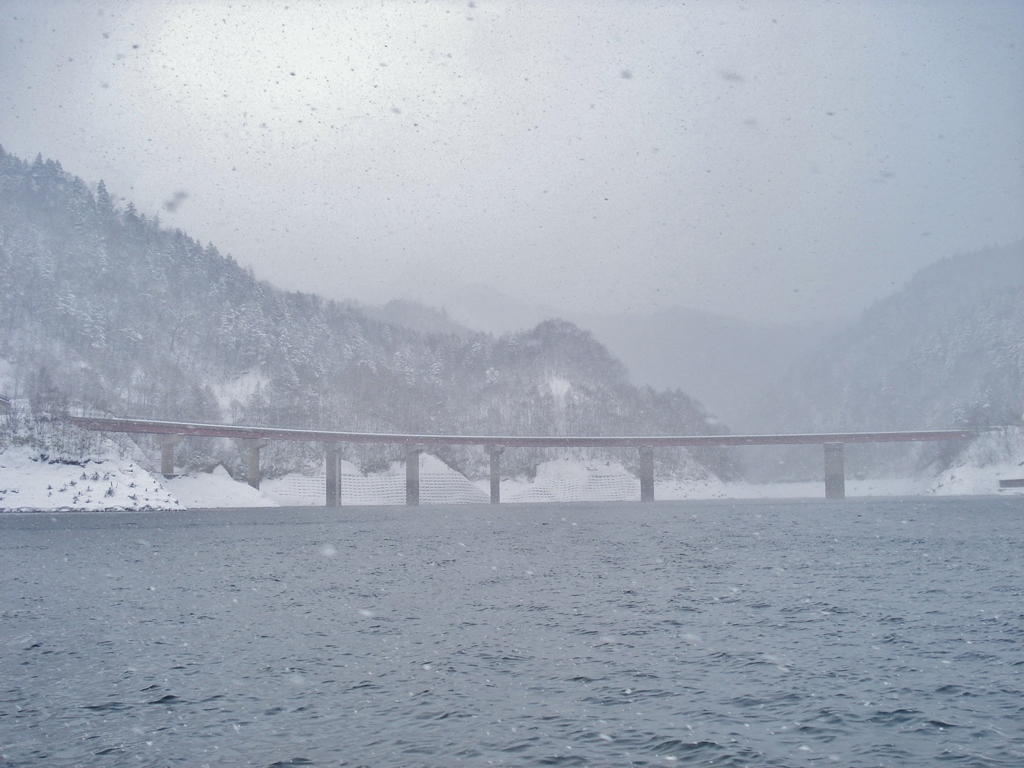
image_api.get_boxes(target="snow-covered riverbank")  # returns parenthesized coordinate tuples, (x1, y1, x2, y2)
(3, 428, 1021, 511)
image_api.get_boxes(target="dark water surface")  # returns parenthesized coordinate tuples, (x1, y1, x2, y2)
(1, 497, 1022, 767)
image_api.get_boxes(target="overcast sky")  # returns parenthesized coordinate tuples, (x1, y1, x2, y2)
(2, 0, 1022, 324)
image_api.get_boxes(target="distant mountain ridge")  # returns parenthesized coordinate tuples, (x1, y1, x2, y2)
(378, 286, 837, 427)
(754, 243, 1024, 433)
(353, 299, 475, 340)
(0, 147, 732, 481)
(743, 243, 1024, 478)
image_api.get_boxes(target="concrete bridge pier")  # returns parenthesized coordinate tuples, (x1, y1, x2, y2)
(240, 439, 270, 490)
(406, 447, 423, 506)
(485, 446, 504, 504)
(325, 445, 341, 507)
(639, 447, 655, 502)
(824, 443, 845, 499)
(155, 435, 182, 478)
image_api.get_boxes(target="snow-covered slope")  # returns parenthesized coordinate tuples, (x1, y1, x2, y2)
(0, 446, 182, 511)
(931, 427, 1024, 495)
(0, 447, 279, 512)
(742, 244, 1024, 480)
(755, 244, 1023, 436)
(163, 465, 279, 508)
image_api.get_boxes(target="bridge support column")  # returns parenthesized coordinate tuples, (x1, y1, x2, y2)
(406, 447, 422, 506)
(325, 445, 341, 507)
(240, 439, 269, 490)
(155, 435, 182, 478)
(640, 447, 655, 502)
(486, 446, 503, 504)
(824, 443, 845, 499)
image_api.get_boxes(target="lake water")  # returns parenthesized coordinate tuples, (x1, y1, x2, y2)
(2, 497, 1022, 767)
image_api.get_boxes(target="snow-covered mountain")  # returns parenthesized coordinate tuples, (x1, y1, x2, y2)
(361, 292, 838, 428)
(0, 147, 731, 481)
(745, 243, 1024, 478)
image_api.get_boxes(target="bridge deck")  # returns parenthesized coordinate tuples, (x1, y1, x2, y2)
(69, 416, 976, 448)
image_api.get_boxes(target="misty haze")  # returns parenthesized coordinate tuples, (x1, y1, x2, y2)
(1, 1, 1022, 766)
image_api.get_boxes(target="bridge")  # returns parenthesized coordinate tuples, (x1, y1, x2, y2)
(69, 416, 979, 504)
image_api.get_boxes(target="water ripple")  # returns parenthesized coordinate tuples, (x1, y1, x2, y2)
(1, 497, 1022, 766)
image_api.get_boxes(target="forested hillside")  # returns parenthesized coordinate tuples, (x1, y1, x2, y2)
(746, 243, 1024, 478)
(0, 148, 731, 480)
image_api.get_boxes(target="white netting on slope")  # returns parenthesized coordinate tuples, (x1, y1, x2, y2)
(497, 459, 642, 503)
(420, 473, 489, 504)
(506, 467, 640, 503)
(263, 454, 488, 506)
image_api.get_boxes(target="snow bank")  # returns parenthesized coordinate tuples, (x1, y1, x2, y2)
(163, 465, 278, 508)
(0, 448, 281, 512)
(0, 446, 182, 512)
(931, 427, 1024, 495)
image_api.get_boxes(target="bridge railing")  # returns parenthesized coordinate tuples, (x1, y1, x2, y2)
(69, 416, 979, 504)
